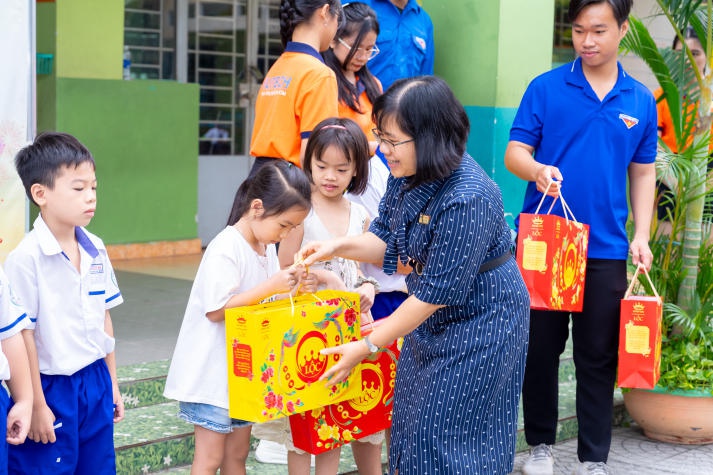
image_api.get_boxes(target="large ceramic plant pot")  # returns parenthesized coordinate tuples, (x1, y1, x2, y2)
(624, 388, 713, 445)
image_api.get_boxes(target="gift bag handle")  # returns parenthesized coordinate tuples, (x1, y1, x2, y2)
(533, 181, 581, 224)
(624, 263, 660, 300)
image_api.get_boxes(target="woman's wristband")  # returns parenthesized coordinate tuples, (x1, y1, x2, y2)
(356, 275, 380, 292)
(363, 334, 379, 353)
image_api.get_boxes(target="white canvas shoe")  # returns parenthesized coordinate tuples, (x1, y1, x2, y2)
(255, 440, 289, 464)
(522, 443, 554, 475)
(574, 461, 613, 475)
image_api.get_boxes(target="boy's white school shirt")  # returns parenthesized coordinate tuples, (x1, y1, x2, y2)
(0, 266, 31, 381)
(163, 226, 280, 409)
(4, 215, 123, 376)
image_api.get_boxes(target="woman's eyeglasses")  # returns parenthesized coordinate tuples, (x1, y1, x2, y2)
(338, 38, 380, 60)
(372, 129, 414, 152)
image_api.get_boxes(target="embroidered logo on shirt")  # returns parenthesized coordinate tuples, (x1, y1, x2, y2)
(90, 263, 104, 274)
(413, 36, 427, 51)
(619, 113, 639, 129)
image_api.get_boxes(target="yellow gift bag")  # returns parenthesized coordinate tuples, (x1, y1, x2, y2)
(226, 290, 362, 423)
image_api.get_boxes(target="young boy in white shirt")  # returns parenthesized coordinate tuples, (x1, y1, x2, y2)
(4, 132, 124, 475)
(0, 266, 33, 475)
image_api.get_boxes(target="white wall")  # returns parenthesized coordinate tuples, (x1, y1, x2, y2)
(0, 0, 33, 262)
(620, 0, 675, 91)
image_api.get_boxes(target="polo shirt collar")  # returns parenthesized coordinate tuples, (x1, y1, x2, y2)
(34, 215, 100, 259)
(285, 41, 324, 63)
(566, 57, 634, 95)
(355, 76, 366, 97)
(379, 0, 421, 14)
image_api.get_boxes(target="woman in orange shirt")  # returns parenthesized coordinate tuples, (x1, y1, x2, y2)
(655, 27, 713, 231)
(248, 0, 343, 174)
(323, 2, 383, 141)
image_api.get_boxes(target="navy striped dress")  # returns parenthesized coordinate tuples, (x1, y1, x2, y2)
(370, 154, 530, 474)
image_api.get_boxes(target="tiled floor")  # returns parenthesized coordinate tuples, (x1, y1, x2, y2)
(111, 253, 713, 475)
(112, 254, 199, 366)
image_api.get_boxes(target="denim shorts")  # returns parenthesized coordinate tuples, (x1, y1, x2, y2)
(178, 401, 252, 434)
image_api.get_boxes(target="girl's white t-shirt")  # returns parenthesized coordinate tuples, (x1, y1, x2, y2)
(163, 226, 279, 409)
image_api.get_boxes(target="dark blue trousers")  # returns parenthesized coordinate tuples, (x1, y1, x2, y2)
(522, 259, 627, 463)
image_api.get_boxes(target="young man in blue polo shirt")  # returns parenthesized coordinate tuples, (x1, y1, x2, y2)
(505, 1, 656, 474)
(361, 0, 434, 91)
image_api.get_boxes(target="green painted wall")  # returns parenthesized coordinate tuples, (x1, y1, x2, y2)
(423, 0, 555, 223)
(37, 2, 56, 133)
(55, 79, 199, 244)
(496, 0, 555, 107)
(55, 0, 123, 80)
(420, 1, 499, 106)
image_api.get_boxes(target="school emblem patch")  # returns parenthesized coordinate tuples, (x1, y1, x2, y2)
(618, 113, 639, 129)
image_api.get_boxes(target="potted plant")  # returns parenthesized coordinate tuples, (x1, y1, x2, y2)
(619, 0, 713, 444)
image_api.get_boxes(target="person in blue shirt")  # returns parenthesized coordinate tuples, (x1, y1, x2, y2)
(361, 0, 434, 90)
(504, 1, 656, 474)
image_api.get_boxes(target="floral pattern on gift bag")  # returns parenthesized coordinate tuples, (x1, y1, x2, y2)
(226, 290, 361, 423)
(617, 264, 663, 389)
(516, 187, 590, 311)
(289, 320, 402, 454)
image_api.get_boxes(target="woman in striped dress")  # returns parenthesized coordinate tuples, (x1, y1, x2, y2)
(297, 75, 530, 474)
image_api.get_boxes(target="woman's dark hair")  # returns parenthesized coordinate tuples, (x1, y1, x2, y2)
(303, 117, 370, 195)
(372, 76, 469, 189)
(15, 131, 95, 206)
(672, 26, 699, 49)
(322, 2, 381, 112)
(568, 0, 632, 27)
(280, 0, 343, 48)
(226, 160, 311, 225)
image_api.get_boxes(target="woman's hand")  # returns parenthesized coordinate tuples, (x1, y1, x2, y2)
(319, 340, 370, 384)
(295, 240, 338, 267)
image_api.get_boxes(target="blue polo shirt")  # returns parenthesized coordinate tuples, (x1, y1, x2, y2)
(510, 58, 657, 260)
(362, 0, 434, 90)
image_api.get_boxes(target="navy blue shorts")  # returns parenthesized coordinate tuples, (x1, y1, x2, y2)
(8, 359, 115, 475)
(0, 388, 8, 475)
(370, 291, 408, 320)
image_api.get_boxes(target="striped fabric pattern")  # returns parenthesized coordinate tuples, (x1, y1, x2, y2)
(370, 155, 530, 474)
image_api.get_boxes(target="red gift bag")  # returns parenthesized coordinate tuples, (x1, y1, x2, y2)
(516, 187, 590, 312)
(289, 319, 401, 454)
(617, 264, 663, 389)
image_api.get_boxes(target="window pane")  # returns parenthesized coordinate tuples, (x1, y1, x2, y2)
(200, 2, 233, 18)
(132, 49, 160, 65)
(198, 71, 233, 87)
(125, 30, 161, 48)
(125, 11, 161, 29)
(125, 0, 160, 10)
(195, 34, 234, 53)
(200, 88, 233, 104)
(132, 66, 161, 80)
(199, 53, 234, 71)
